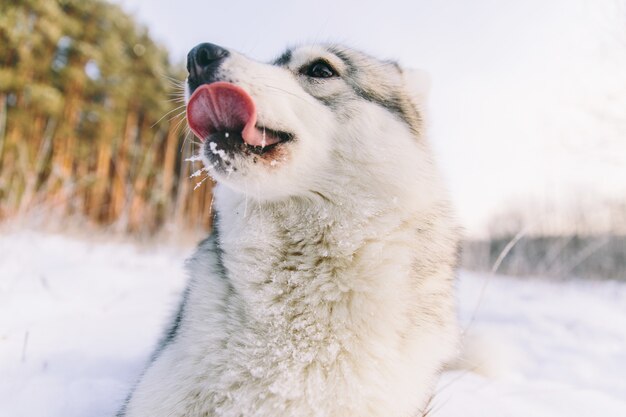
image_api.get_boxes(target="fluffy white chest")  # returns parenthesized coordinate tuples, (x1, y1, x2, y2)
(122, 194, 458, 417)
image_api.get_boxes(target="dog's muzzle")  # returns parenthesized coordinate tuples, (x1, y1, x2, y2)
(187, 42, 230, 92)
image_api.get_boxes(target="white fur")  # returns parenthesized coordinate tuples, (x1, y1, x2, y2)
(121, 45, 459, 417)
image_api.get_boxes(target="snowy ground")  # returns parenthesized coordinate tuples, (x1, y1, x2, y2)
(1, 231, 625, 417)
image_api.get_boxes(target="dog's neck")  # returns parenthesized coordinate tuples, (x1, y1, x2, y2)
(212, 185, 415, 315)
(215, 185, 402, 257)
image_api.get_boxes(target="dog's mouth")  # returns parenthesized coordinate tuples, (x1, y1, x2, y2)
(187, 82, 293, 157)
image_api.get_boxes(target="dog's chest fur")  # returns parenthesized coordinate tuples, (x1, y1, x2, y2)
(126, 190, 458, 417)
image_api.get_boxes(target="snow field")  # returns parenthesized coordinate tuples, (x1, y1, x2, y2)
(1, 231, 625, 417)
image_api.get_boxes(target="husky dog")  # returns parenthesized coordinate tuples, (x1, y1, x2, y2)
(119, 43, 459, 417)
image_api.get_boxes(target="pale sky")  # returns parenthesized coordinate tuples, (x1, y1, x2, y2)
(114, 0, 626, 236)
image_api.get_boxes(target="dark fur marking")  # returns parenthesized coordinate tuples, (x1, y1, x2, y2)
(273, 49, 292, 66)
(208, 214, 236, 302)
(352, 86, 408, 123)
(150, 286, 190, 363)
(312, 94, 337, 108)
(210, 215, 229, 283)
(327, 47, 422, 135)
(386, 60, 401, 71)
(328, 48, 354, 73)
(116, 400, 128, 417)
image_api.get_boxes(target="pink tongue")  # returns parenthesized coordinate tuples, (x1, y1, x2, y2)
(187, 82, 278, 147)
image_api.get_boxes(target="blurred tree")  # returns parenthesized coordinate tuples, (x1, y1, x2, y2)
(0, 0, 213, 235)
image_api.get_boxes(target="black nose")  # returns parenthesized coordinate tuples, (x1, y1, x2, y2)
(187, 43, 230, 89)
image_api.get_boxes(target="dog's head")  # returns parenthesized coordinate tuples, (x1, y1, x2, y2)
(185, 43, 434, 202)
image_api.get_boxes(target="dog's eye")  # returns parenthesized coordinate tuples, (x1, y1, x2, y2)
(303, 60, 337, 78)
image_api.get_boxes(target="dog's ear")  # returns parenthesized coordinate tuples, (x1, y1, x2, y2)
(402, 68, 431, 106)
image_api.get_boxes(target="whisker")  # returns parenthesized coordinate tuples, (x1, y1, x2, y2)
(164, 96, 186, 103)
(160, 72, 186, 85)
(165, 81, 185, 89)
(168, 109, 187, 123)
(172, 114, 189, 137)
(152, 104, 186, 128)
(181, 128, 196, 152)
